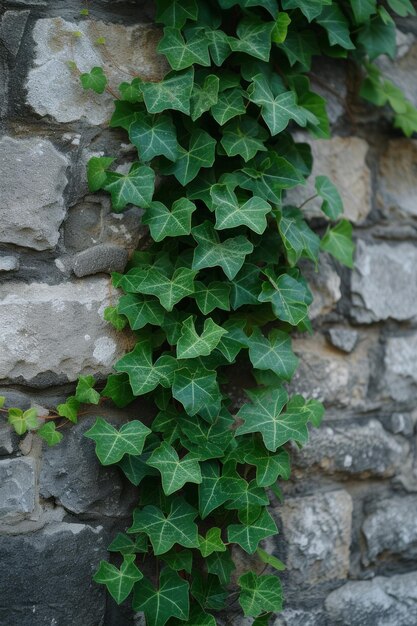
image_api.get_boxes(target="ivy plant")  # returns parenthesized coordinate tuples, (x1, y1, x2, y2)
(3, 0, 417, 624)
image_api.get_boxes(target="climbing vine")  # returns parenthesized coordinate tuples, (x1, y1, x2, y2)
(3, 0, 417, 624)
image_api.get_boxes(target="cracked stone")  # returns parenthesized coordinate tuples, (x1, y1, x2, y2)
(0, 456, 36, 522)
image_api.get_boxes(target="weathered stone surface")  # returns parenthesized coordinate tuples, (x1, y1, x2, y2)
(277, 490, 352, 585)
(72, 243, 129, 277)
(0, 522, 107, 626)
(363, 495, 417, 564)
(389, 412, 414, 436)
(302, 255, 341, 319)
(327, 328, 358, 353)
(40, 416, 137, 517)
(63, 195, 145, 254)
(295, 420, 408, 477)
(0, 255, 19, 272)
(290, 333, 371, 407)
(377, 33, 417, 109)
(351, 240, 417, 323)
(27, 17, 167, 124)
(273, 609, 326, 626)
(0, 278, 132, 383)
(285, 136, 371, 224)
(0, 137, 69, 250)
(0, 10, 29, 56)
(0, 456, 36, 522)
(0, 422, 17, 455)
(325, 572, 417, 626)
(384, 334, 417, 402)
(378, 139, 417, 219)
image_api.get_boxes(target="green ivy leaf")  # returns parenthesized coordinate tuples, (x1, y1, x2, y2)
(133, 569, 189, 626)
(194, 281, 230, 314)
(199, 527, 226, 557)
(115, 339, 177, 395)
(211, 88, 246, 125)
(190, 74, 220, 120)
(75, 375, 100, 405)
(84, 417, 151, 465)
(192, 221, 254, 279)
(172, 362, 220, 417)
(37, 422, 63, 446)
(242, 153, 304, 203)
(80, 66, 107, 93)
(394, 101, 417, 137)
(350, 0, 377, 23)
(87, 157, 115, 192)
(230, 263, 261, 308)
(94, 555, 143, 604)
(317, 5, 355, 49)
(238, 572, 283, 616)
(119, 77, 143, 102)
(357, 18, 396, 60)
(258, 271, 312, 325)
(164, 129, 216, 185)
(320, 219, 355, 268)
(119, 266, 196, 311)
(142, 68, 194, 115)
(257, 547, 286, 571)
(104, 163, 155, 211)
(161, 549, 193, 573)
(56, 396, 80, 423)
(108, 533, 148, 555)
(245, 443, 291, 487)
(211, 184, 271, 234)
(156, 0, 198, 28)
(8, 407, 39, 435)
(129, 112, 179, 162)
(220, 117, 268, 162)
(148, 442, 202, 495)
(199, 461, 231, 519)
(247, 328, 299, 381)
(104, 306, 127, 331)
(279, 30, 318, 68)
(206, 30, 231, 66)
(387, 0, 416, 16)
(272, 12, 291, 43)
(315, 174, 343, 219)
(281, 0, 331, 21)
(128, 498, 199, 554)
(206, 550, 235, 585)
(180, 409, 234, 459)
(142, 198, 196, 241)
(227, 508, 277, 553)
(177, 316, 226, 359)
(101, 373, 135, 408)
(158, 27, 210, 71)
(117, 293, 165, 330)
(229, 18, 275, 61)
(278, 207, 320, 266)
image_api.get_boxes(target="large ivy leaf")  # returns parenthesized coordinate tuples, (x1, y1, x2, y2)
(244, 443, 291, 487)
(357, 17, 396, 59)
(142, 69, 194, 115)
(128, 498, 199, 554)
(279, 30, 318, 68)
(93, 555, 143, 604)
(164, 129, 216, 185)
(172, 363, 220, 416)
(242, 153, 304, 204)
(320, 219, 355, 268)
(229, 18, 275, 61)
(238, 572, 283, 617)
(119, 266, 197, 311)
(227, 508, 277, 553)
(350, 0, 377, 23)
(133, 569, 189, 626)
(190, 74, 220, 120)
(215, 319, 248, 363)
(142, 198, 196, 241)
(118, 293, 165, 330)
(220, 117, 268, 162)
(87, 156, 115, 192)
(194, 281, 230, 314)
(199, 460, 231, 518)
(177, 316, 226, 359)
(317, 5, 355, 49)
(104, 163, 155, 211)
(148, 442, 202, 495)
(236, 388, 310, 451)
(161, 548, 193, 573)
(278, 207, 320, 266)
(258, 271, 312, 325)
(211, 184, 270, 234)
(218, 0, 278, 18)
(247, 328, 299, 380)
(192, 221, 254, 279)
(206, 29, 231, 66)
(230, 263, 261, 308)
(155, 0, 198, 28)
(107, 533, 148, 555)
(101, 373, 135, 408)
(206, 550, 235, 585)
(84, 418, 151, 465)
(119, 452, 159, 486)
(281, 0, 331, 21)
(115, 339, 177, 395)
(129, 112, 179, 162)
(211, 88, 246, 125)
(158, 27, 211, 70)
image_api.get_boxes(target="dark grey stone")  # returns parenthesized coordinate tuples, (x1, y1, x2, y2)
(0, 11, 30, 57)
(327, 328, 359, 353)
(0, 456, 36, 522)
(72, 244, 128, 277)
(325, 572, 417, 626)
(40, 416, 137, 518)
(0, 522, 107, 626)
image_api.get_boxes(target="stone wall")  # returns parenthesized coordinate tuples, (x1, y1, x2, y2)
(1, 2, 417, 625)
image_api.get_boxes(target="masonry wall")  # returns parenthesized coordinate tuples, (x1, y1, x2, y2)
(1, 2, 417, 625)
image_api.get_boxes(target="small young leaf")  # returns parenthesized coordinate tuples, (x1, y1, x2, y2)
(238, 571, 283, 616)
(75, 375, 100, 405)
(320, 219, 355, 268)
(37, 422, 63, 446)
(315, 175, 343, 219)
(8, 407, 39, 435)
(80, 67, 107, 94)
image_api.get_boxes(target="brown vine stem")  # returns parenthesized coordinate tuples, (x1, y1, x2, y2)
(297, 193, 318, 210)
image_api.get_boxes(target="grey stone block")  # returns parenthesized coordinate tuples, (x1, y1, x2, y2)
(72, 244, 129, 277)
(384, 334, 417, 402)
(325, 572, 417, 626)
(363, 496, 417, 564)
(0, 456, 36, 522)
(378, 139, 417, 219)
(40, 416, 137, 517)
(0, 422, 18, 455)
(277, 490, 352, 585)
(0, 10, 30, 57)
(0, 522, 107, 626)
(0, 137, 68, 250)
(327, 328, 359, 353)
(302, 254, 341, 320)
(0, 255, 19, 272)
(351, 240, 417, 323)
(0, 278, 132, 383)
(295, 420, 409, 477)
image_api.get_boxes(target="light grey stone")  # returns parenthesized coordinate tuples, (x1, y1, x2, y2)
(285, 136, 371, 224)
(72, 244, 129, 277)
(278, 490, 352, 585)
(302, 254, 341, 319)
(0, 422, 17, 455)
(0, 10, 30, 56)
(273, 609, 326, 626)
(351, 240, 417, 323)
(389, 412, 414, 436)
(40, 416, 137, 517)
(0, 278, 132, 383)
(295, 420, 409, 477)
(0, 456, 36, 522)
(0, 255, 19, 272)
(27, 17, 167, 124)
(327, 328, 359, 353)
(363, 496, 417, 564)
(384, 334, 417, 402)
(0, 522, 107, 626)
(378, 139, 417, 219)
(0, 137, 68, 250)
(290, 332, 372, 408)
(325, 572, 417, 626)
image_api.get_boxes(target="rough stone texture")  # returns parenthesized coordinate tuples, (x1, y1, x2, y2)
(295, 420, 409, 477)
(0, 457, 36, 522)
(301, 255, 341, 319)
(327, 328, 359, 353)
(363, 495, 417, 564)
(0, 423, 17, 455)
(0, 522, 108, 626)
(285, 136, 371, 224)
(325, 572, 417, 626)
(27, 17, 167, 124)
(0, 137, 69, 250)
(278, 490, 352, 585)
(40, 416, 137, 517)
(384, 333, 417, 402)
(351, 240, 417, 323)
(378, 139, 417, 219)
(0, 10, 30, 57)
(0, 255, 19, 271)
(0, 278, 132, 383)
(377, 32, 417, 109)
(273, 609, 326, 626)
(72, 244, 129, 277)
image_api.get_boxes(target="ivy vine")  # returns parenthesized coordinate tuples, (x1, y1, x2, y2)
(3, 0, 417, 624)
